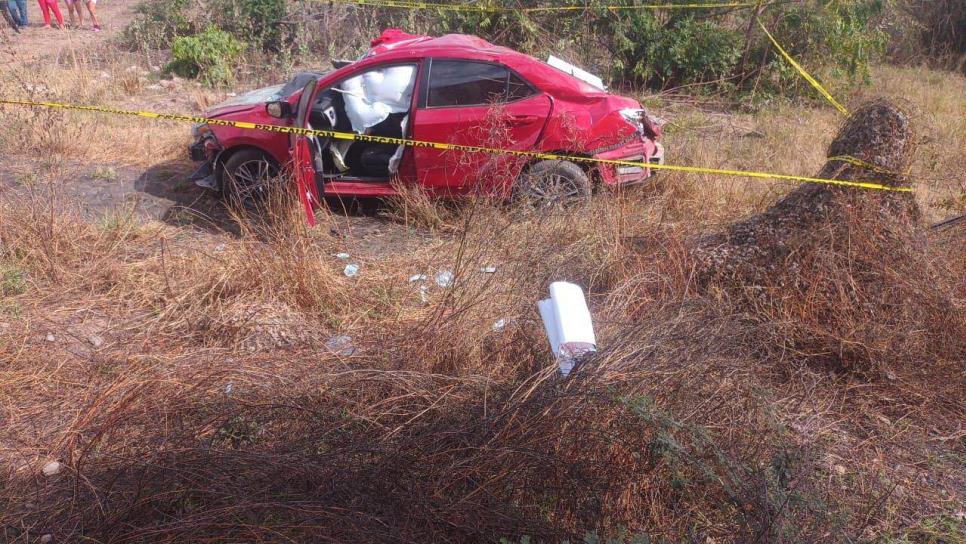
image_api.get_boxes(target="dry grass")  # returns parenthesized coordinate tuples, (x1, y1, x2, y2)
(1, 31, 965, 543)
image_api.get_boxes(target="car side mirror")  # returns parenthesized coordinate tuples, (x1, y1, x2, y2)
(266, 100, 293, 119)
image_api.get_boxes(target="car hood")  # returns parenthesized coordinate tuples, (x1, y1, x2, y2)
(205, 84, 285, 118)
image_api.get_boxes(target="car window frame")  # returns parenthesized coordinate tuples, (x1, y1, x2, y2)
(418, 58, 541, 110)
(308, 60, 422, 124)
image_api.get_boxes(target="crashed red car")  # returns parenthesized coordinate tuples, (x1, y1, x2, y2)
(188, 29, 664, 221)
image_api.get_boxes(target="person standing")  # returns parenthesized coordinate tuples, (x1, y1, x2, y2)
(65, 0, 98, 31)
(37, 0, 64, 28)
(65, 0, 80, 27)
(7, 0, 27, 28)
(85, 0, 100, 32)
(2, 2, 20, 32)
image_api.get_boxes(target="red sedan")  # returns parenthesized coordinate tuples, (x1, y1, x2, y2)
(188, 29, 664, 221)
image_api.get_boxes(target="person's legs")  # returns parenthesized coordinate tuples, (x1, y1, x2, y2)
(67, 0, 82, 26)
(12, 0, 27, 26)
(37, 0, 51, 26)
(86, 0, 97, 30)
(5, 1, 18, 26)
(46, 0, 63, 27)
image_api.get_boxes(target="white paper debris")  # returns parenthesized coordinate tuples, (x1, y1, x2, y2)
(537, 282, 597, 377)
(480, 266, 497, 273)
(409, 274, 428, 282)
(42, 461, 63, 477)
(334, 252, 351, 260)
(435, 271, 454, 288)
(343, 264, 359, 277)
(492, 318, 508, 332)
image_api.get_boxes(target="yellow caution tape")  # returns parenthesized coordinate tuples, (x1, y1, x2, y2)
(322, 0, 759, 12)
(0, 98, 912, 193)
(757, 20, 849, 116)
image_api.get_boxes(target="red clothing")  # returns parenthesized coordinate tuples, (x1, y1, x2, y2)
(37, 0, 64, 26)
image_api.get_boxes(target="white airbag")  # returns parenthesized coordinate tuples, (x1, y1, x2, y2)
(340, 65, 416, 133)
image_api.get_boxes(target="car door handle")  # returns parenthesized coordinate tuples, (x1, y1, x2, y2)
(507, 114, 541, 125)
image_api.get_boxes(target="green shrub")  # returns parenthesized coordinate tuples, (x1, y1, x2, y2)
(167, 26, 245, 87)
(121, 0, 194, 51)
(406, 0, 887, 99)
(211, 0, 288, 52)
(605, 13, 744, 89)
(1, 262, 26, 296)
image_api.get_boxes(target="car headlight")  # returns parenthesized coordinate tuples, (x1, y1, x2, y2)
(191, 123, 211, 139)
(619, 108, 646, 132)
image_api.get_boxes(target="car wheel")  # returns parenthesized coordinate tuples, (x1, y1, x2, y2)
(222, 149, 281, 208)
(514, 160, 592, 209)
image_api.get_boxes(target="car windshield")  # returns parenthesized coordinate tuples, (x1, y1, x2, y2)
(278, 71, 328, 99)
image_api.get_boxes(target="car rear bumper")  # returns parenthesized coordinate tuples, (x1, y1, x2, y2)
(595, 140, 664, 186)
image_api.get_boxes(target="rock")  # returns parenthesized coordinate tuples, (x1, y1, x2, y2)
(88, 335, 104, 348)
(42, 461, 63, 476)
(691, 100, 917, 288)
(158, 79, 178, 90)
(834, 464, 847, 476)
(146, 84, 162, 91)
(40, 535, 52, 544)
(324, 335, 356, 356)
(45, 333, 55, 342)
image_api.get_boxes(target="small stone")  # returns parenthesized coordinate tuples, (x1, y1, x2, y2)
(833, 464, 846, 476)
(42, 461, 63, 476)
(88, 335, 104, 348)
(45, 333, 55, 342)
(40, 535, 52, 544)
(325, 335, 356, 357)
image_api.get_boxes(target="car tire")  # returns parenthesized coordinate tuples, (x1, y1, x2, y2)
(514, 160, 592, 209)
(221, 149, 281, 208)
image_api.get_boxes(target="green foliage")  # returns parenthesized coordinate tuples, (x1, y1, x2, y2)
(605, 12, 744, 89)
(419, 0, 887, 99)
(1, 262, 26, 296)
(167, 26, 245, 87)
(768, 0, 888, 89)
(122, 0, 193, 51)
(210, 0, 288, 52)
(124, 0, 286, 52)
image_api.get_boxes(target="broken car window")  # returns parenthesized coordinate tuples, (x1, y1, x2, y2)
(427, 61, 511, 108)
(507, 73, 537, 102)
